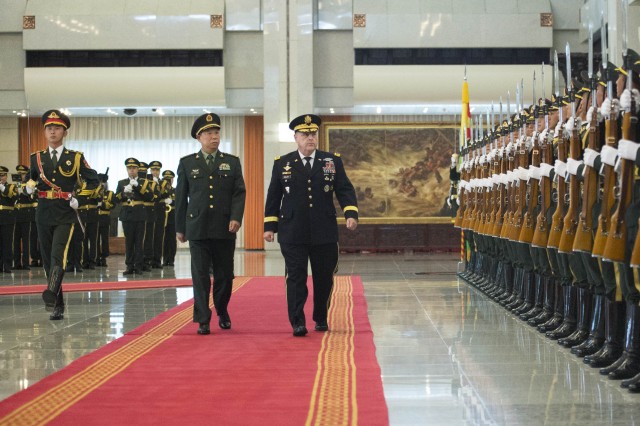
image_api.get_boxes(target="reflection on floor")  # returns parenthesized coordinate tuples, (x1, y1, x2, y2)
(1, 250, 640, 425)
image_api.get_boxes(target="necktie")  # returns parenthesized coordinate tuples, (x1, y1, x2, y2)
(206, 154, 213, 170)
(51, 150, 58, 168)
(304, 157, 312, 173)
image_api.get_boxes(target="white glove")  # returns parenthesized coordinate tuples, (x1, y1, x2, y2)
(129, 178, 139, 187)
(620, 89, 632, 112)
(25, 185, 34, 195)
(124, 184, 133, 193)
(566, 158, 583, 176)
(554, 121, 563, 138)
(600, 145, 618, 166)
(586, 106, 595, 122)
(16, 185, 24, 194)
(446, 197, 451, 208)
(539, 129, 548, 144)
(529, 165, 541, 181)
(164, 198, 172, 204)
(554, 160, 567, 179)
(601, 98, 620, 119)
(97, 201, 102, 207)
(618, 139, 640, 161)
(153, 177, 159, 183)
(539, 163, 554, 177)
(69, 197, 79, 210)
(0, 183, 5, 192)
(451, 153, 459, 168)
(633, 89, 640, 113)
(565, 118, 575, 134)
(583, 148, 600, 168)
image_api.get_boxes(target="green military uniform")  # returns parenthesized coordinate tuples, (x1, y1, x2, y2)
(96, 173, 114, 266)
(29, 110, 99, 319)
(115, 158, 154, 275)
(161, 170, 176, 266)
(176, 113, 246, 334)
(12, 165, 35, 270)
(0, 166, 18, 272)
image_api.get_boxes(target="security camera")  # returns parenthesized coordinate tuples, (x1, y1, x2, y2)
(123, 108, 137, 116)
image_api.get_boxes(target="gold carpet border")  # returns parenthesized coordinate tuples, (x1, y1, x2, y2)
(305, 276, 358, 426)
(0, 277, 251, 426)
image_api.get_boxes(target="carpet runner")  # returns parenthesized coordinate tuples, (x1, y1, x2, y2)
(0, 276, 388, 425)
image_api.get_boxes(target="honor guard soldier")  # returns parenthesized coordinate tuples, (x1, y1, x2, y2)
(161, 170, 176, 266)
(176, 113, 246, 335)
(0, 166, 18, 273)
(96, 173, 114, 267)
(13, 165, 35, 270)
(116, 158, 154, 275)
(263, 114, 359, 336)
(138, 161, 155, 271)
(28, 110, 99, 319)
(148, 160, 166, 268)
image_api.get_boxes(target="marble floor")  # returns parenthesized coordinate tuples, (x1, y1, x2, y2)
(1, 250, 640, 425)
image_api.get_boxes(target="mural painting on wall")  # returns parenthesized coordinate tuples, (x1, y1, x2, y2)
(323, 123, 457, 224)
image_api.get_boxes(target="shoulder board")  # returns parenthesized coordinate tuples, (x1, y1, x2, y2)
(333, 152, 341, 157)
(180, 152, 198, 161)
(220, 152, 238, 158)
(65, 149, 81, 154)
(274, 156, 281, 161)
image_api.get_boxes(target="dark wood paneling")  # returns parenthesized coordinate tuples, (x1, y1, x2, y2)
(339, 224, 459, 252)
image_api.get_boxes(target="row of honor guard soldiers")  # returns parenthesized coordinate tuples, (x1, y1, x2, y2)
(453, 49, 640, 392)
(114, 158, 176, 275)
(0, 164, 116, 273)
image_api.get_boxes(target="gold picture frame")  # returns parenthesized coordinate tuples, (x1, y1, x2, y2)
(323, 122, 458, 224)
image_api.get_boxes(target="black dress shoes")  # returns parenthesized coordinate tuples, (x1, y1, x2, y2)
(315, 322, 329, 332)
(123, 269, 135, 275)
(293, 326, 308, 337)
(218, 313, 231, 330)
(197, 323, 211, 335)
(50, 306, 65, 321)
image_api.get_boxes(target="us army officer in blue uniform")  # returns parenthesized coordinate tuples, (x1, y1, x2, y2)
(28, 110, 99, 320)
(264, 114, 358, 337)
(176, 113, 246, 336)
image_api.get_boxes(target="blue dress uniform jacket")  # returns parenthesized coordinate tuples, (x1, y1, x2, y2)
(175, 151, 246, 240)
(264, 150, 358, 244)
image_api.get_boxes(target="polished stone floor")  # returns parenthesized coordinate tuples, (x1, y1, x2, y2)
(2, 250, 640, 425)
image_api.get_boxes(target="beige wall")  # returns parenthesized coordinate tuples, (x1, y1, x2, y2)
(0, 117, 19, 172)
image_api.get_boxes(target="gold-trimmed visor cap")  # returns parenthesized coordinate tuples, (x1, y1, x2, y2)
(289, 114, 321, 133)
(191, 113, 221, 139)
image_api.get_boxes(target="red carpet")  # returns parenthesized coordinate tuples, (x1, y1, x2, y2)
(0, 276, 388, 426)
(0, 278, 194, 296)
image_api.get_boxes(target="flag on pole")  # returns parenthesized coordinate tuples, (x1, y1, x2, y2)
(460, 78, 471, 151)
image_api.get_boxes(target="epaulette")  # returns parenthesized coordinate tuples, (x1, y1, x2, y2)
(220, 152, 238, 158)
(181, 152, 198, 161)
(334, 152, 341, 157)
(274, 156, 281, 160)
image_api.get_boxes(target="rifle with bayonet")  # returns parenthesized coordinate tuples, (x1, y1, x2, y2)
(520, 68, 545, 244)
(558, 42, 582, 253)
(491, 119, 509, 237)
(532, 56, 560, 248)
(547, 102, 569, 249)
(574, 27, 602, 253)
(603, 12, 637, 262)
(592, 22, 619, 257)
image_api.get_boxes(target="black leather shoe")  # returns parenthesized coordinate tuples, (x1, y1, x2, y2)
(22, 265, 30, 270)
(142, 265, 151, 272)
(30, 260, 40, 267)
(123, 269, 135, 275)
(50, 306, 65, 321)
(151, 263, 163, 269)
(293, 326, 308, 337)
(218, 313, 231, 330)
(315, 322, 329, 332)
(197, 323, 210, 335)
